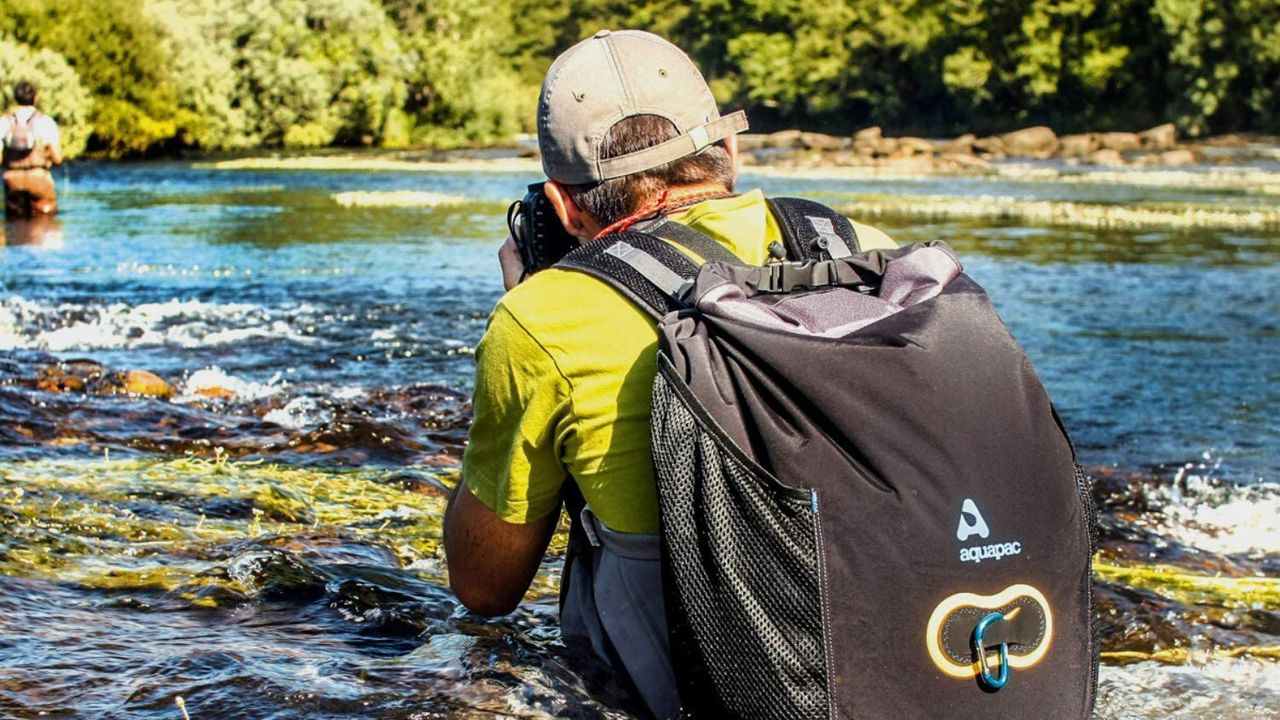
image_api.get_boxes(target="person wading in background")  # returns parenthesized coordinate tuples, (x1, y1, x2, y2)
(1, 81, 63, 218)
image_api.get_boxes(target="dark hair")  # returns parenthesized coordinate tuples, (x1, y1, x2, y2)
(14, 81, 37, 106)
(563, 114, 735, 227)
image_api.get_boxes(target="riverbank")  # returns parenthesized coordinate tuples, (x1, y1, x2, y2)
(193, 124, 1280, 179)
(738, 125, 1280, 173)
(191, 145, 1280, 232)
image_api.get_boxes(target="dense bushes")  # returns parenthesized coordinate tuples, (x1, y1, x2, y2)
(0, 0, 1275, 158)
(520, 0, 1280, 137)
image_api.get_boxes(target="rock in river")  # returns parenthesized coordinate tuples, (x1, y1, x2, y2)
(999, 126, 1059, 158)
(1098, 132, 1143, 152)
(1140, 123, 1178, 150)
(1059, 133, 1100, 158)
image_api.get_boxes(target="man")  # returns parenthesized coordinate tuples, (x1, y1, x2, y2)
(1, 81, 63, 218)
(444, 30, 896, 717)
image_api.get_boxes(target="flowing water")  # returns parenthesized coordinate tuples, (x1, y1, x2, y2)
(0, 158, 1277, 719)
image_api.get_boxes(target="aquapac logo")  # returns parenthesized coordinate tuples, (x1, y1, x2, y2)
(956, 498, 1023, 564)
(955, 498, 990, 541)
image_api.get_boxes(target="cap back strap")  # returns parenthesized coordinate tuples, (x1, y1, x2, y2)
(596, 110, 748, 181)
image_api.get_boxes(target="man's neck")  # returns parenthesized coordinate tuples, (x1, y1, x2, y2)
(591, 182, 737, 239)
(664, 182, 733, 206)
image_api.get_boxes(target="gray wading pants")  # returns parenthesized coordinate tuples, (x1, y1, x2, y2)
(560, 507, 679, 719)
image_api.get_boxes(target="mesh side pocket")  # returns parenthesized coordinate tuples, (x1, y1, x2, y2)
(651, 370, 828, 720)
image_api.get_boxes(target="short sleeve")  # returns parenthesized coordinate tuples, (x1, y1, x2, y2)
(848, 219, 898, 251)
(37, 117, 60, 148)
(461, 303, 571, 524)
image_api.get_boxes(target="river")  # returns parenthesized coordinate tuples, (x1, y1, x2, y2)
(0, 158, 1277, 718)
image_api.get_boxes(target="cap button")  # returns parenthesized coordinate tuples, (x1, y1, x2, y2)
(593, 29, 611, 38)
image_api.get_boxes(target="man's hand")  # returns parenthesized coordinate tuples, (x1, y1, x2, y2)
(444, 481, 559, 616)
(499, 234, 525, 291)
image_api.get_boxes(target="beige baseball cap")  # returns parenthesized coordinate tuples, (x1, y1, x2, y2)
(537, 29, 748, 185)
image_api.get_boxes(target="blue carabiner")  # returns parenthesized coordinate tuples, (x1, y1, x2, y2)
(972, 611, 1010, 690)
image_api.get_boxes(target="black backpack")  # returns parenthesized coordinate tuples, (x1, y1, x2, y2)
(559, 198, 1098, 719)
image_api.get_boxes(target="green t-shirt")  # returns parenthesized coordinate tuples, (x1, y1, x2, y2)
(461, 189, 896, 533)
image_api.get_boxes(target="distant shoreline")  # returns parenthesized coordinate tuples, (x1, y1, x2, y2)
(188, 125, 1280, 179)
(194, 154, 542, 174)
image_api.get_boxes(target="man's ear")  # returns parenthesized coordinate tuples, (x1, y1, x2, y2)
(544, 181, 601, 241)
(724, 133, 739, 169)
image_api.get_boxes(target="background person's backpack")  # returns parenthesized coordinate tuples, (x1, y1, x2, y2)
(560, 199, 1098, 719)
(3, 112, 42, 167)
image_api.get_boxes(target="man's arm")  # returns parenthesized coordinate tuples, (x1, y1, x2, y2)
(444, 481, 559, 615)
(444, 253, 571, 615)
(43, 120, 62, 166)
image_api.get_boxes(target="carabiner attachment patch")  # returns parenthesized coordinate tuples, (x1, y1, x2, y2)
(925, 583, 1053, 682)
(972, 612, 1010, 690)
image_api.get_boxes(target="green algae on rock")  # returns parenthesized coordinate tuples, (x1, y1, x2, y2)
(0, 455, 571, 610)
(1095, 561, 1280, 609)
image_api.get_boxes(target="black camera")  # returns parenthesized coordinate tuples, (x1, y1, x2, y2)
(507, 182, 579, 277)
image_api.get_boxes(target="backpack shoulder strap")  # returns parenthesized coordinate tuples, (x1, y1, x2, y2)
(645, 219, 743, 265)
(557, 231, 701, 320)
(766, 197, 861, 261)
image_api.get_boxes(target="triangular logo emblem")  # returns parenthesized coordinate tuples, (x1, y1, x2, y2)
(956, 498, 990, 542)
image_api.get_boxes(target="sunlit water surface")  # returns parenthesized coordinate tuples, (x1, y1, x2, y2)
(0, 161, 1276, 719)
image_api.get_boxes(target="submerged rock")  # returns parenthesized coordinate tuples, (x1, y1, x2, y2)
(1059, 133, 1100, 158)
(939, 133, 976, 155)
(799, 132, 847, 151)
(972, 135, 1006, 157)
(196, 385, 238, 401)
(1140, 123, 1178, 150)
(999, 126, 1059, 158)
(936, 153, 990, 171)
(108, 370, 175, 399)
(35, 360, 104, 393)
(851, 126, 885, 157)
(1099, 132, 1143, 152)
(765, 129, 804, 148)
(896, 137, 935, 156)
(227, 547, 329, 601)
(1204, 133, 1251, 148)
(1161, 149, 1198, 166)
(1088, 149, 1127, 167)
(852, 126, 883, 145)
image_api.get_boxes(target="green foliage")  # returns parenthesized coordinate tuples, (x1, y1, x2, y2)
(1152, 0, 1280, 135)
(144, 0, 413, 150)
(1, 0, 1277, 156)
(2, 0, 194, 156)
(382, 0, 529, 147)
(0, 37, 92, 157)
(943, 47, 995, 98)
